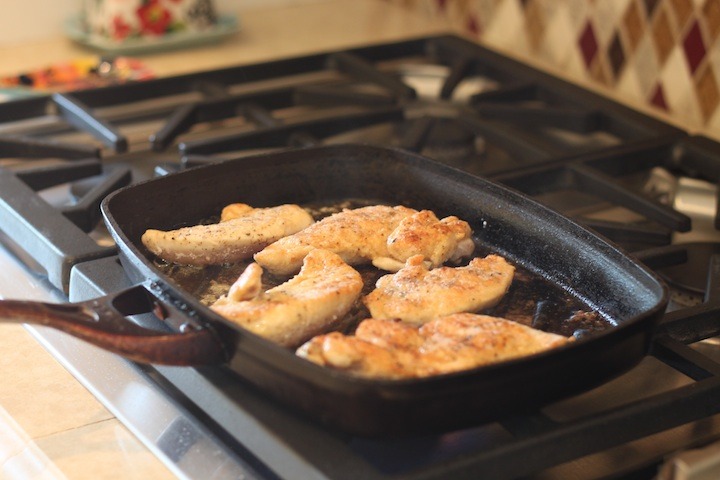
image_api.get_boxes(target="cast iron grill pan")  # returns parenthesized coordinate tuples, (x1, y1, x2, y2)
(96, 144, 666, 436)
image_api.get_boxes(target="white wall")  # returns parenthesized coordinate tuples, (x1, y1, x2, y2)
(0, 0, 329, 45)
(0, 0, 78, 45)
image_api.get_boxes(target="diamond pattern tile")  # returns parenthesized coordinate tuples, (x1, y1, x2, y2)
(525, 0, 545, 51)
(616, 58, 643, 99)
(608, 31, 627, 80)
(695, 63, 720, 120)
(540, 4, 578, 67)
(567, 1, 592, 34)
(623, 0, 645, 52)
(703, 0, 720, 42)
(653, 7, 677, 65)
(684, 20, 707, 72)
(707, 93, 720, 132)
(635, 35, 661, 92)
(670, 0, 696, 32)
(644, 0, 662, 18)
(650, 82, 670, 110)
(591, 52, 612, 86)
(466, 12, 481, 36)
(579, 21, 600, 67)
(661, 46, 703, 123)
(594, 1, 624, 46)
(483, 0, 529, 52)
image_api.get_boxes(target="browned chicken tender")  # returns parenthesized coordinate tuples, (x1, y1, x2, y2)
(211, 249, 363, 348)
(254, 205, 474, 276)
(305, 332, 411, 379)
(383, 210, 474, 270)
(141, 203, 313, 266)
(364, 254, 515, 323)
(297, 314, 571, 379)
(219, 203, 254, 221)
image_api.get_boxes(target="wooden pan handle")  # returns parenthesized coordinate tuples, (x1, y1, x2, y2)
(0, 286, 228, 366)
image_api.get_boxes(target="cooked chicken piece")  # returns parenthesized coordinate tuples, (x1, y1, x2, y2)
(254, 205, 474, 276)
(409, 314, 570, 376)
(142, 204, 313, 266)
(211, 249, 363, 348)
(297, 313, 571, 379)
(378, 210, 475, 271)
(301, 332, 412, 378)
(220, 203, 254, 221)
(364, 254, 515, 323)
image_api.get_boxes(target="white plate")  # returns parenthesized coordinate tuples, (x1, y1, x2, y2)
(64, 14, 239, 55)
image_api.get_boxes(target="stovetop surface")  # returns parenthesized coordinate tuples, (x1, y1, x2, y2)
(0, 34, 719, 479)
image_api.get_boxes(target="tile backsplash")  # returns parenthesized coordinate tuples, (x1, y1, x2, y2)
(390, 0, 720, 140)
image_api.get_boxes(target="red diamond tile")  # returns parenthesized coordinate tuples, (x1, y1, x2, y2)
(578, 21, 599, 69)
(466, 13, 481, 36)
(683, 20, 707, 73)
(650, 83, 669, 111)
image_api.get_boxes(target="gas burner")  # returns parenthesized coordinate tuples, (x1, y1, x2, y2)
(395, 63, 498, 102)
(407, 117, 483, 161)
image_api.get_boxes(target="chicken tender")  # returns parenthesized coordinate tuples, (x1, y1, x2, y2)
(364, 254, 515, 323)
(142, 203, 313, 266)
(301, 332, 411, 379)
(297, 314, 571, 379)
(380, 209, 475, 271)
(211, 249, 363, 348)
(219, 203, 254, 221)
(254, 205, 474, 276)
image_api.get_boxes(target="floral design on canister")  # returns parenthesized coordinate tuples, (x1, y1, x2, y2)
(83, 0, 218, 41)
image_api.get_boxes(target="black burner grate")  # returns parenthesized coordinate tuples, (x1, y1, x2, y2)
(0, 136, 126, 292)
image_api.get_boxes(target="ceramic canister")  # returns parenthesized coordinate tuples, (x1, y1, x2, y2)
(82, 0, 218, 41)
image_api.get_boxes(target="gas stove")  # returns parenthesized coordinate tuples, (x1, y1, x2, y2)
(0, 35, 719, 479)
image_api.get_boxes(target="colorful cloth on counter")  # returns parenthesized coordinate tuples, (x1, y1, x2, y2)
(0, 57, 154, 94)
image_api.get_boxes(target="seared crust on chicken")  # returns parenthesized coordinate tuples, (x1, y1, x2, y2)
(380, 210, 475, 271)
(364, 254, 515, 323)
(211, 249, 363, 348)
(297, 313, 571, 379)
(254, 205, 474, 276)
(142, 204, 314, 266)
